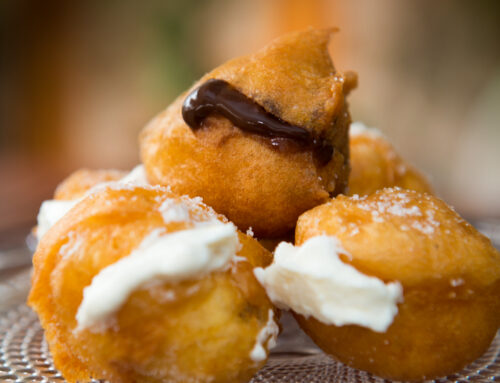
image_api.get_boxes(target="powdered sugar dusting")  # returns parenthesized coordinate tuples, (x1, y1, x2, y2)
(159, 199, 191, 223)
(335, 221, 361, 237)
(350, 194, 366, 201)
(157, 194, 223, 227)
(352, 188, 440, 236)
(450, 278, 465, 287)
(411, 221, 435, 235)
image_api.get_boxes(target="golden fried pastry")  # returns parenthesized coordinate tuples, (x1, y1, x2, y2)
(256, 188, 500, 381)
(141, 28, 357, 238)
(36, 165, 149, 239)
(348, 122, 433, 196)
(29, 186, 278, 383)
(54, 168, 126, 200)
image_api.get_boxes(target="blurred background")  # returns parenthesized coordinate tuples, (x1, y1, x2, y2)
(1, 0, 500, 248)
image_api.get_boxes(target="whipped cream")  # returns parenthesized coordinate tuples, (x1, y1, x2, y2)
(350, 121, 384, 139)
(254, 236, 403, 333)
(250, 309, 279, 362)
(118, 164, 149, 185)
(36, 200, 80, 239)
(159, 198, 193, 224)
(36, 165, 148, 239)
(76, 223, 239, 331)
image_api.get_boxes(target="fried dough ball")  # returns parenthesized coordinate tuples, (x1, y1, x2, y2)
(293, 188, 500, 380)
(34, 169, 125, 239)
(35, 166, 148, 240)
(141, 28, 357, 237)
(29, 186, 278, 383)
(54, 168, 126, 200)
(348, 122, 433, 196)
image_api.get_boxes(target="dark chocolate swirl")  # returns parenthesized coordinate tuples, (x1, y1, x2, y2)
(182, 79, 333, 166)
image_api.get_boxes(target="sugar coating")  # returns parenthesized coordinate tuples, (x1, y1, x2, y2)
(450, 278, 465, 287)
(354, 188, 441, 236)
(159, 199, 192, 223)
(157, 194, 224, 227)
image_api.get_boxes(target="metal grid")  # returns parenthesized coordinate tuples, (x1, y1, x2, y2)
(0, 304, 499, 382)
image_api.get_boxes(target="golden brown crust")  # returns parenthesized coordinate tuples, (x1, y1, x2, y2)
(207, 28, 344, 135)
(29, 186, 276, 383)
(140, 28, 355, 237)
(54, 168, 127, 200)
(295, 188, 500, 380)
(294, 292, 499, 381)
(33, 169, 127, 237)
(348, 130, 433, 196)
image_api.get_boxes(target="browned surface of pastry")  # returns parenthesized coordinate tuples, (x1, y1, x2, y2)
(29, 186, 276, 383)
(295, 188, 500, 381)
(140, 28, 356, 237)
(348, 127, 432, 196)
(53, 168, 127, 200)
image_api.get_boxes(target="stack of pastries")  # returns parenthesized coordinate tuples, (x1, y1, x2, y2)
(29, 29, 500, 383)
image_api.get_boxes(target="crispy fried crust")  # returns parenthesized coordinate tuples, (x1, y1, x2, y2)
(140, 28, 356, 237)
(348, 131, 432, 196)
(29, 187, 276, 383)
(54, 168, 127, 200)
(295, 188, 500, 381)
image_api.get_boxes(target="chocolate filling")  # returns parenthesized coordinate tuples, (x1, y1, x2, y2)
(182, 79, 333, 166)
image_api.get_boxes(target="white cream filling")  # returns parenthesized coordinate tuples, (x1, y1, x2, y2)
(36, 165, 148, 239)
(36, 200, 80, 239)
(76, 223, 239, 331)
(350, 121, 384, 139)
(250, 309, 279, 362)
(254, 236, 403, 333)
(159, 198, 192, 224)
(118, 164, 149, 185)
